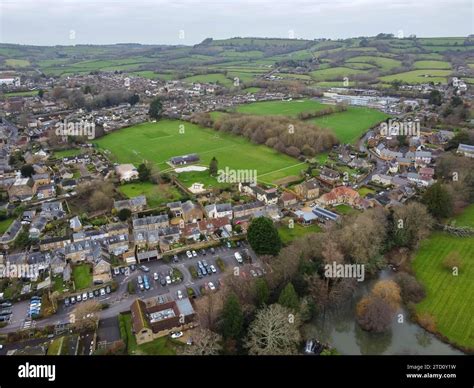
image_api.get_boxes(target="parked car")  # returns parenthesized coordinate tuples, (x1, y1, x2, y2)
(201, 266, 208, 276)
(88, 291, 94, 299)
(250, 269, 258, 277)
(186, 250, 193, 259)
(160, 277, 167, 287)
(197, 260, 203, 268)
(210, 247, 215, 255)
(105, 285, 111, 294)
(170, 331, 183, 339)
(197, 269, 203, 279)
(208, 282, 216, 291)
(130, 264, 136, 271)
(100, 288, 106, 296)
(173, 255, 179, 263)
(192, 250, 197, 257)
(0, 309, 12, 316)
(64, 298, 70, 307)
(76, 294, 82, 302)
(82, 292, 88, 301)
(201, 249, 206, 256)
(113, 267, 120, 276)
(0, 315, 10, 322)
(177, 290, 183, 300)
(137, 275, 143, 284)
(226, 241, 231, 248)
(70, 296, 76, 304)
(236, 241, 241, 247)
(144, 282, 150, 291)
(93, 290, 100, 297)
(202, 259, 208, 268)
(209, 265, 217, 274)
(153, 272, 159, 281)
(139, 265, 150, 272)
(120, 267, 126, 274)
(166, 276, 172, 285)
(0, 302, 12, 308)
(234, 252, 243, 264)
(31, 296, 41, 301)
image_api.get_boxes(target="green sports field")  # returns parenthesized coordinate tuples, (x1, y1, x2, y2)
(94, 120, 304, 185)
(310, 106, 389, 144)
(413, 232, 474, 351)
(235, 99, 326, 116)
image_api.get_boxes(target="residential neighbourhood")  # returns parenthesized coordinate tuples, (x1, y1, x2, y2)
(0, 4, 472, 387)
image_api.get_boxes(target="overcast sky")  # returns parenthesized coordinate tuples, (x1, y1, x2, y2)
(0, 0, 472, 46)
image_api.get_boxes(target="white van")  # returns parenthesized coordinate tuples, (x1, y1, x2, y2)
(234, 252, 243, 264)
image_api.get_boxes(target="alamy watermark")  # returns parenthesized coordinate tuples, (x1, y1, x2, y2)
(55, 119, 96, 140)
(324, 262, 365, 282)
(379, 119, 420, 138)
(0, 262, 39, 279)
(217, 167, 258, 185)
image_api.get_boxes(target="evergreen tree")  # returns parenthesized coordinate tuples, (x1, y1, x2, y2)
(220, 293, 244, 340)
(247, 217, 282, 256)
(278, 282, 299, 311)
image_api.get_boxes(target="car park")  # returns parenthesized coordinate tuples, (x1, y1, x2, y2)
(186, 250, 193, 259)
(170, 331, 183, 339)
(209, 265, 217, 274)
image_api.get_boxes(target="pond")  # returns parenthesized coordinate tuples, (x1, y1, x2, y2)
(302, 269, 463, 355)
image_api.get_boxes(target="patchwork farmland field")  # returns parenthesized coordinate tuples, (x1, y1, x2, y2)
(412, 232, 474, 350)
(380, 69, 452, 84)
(235, 99, 327, 116)
(94, 120, 304, 185)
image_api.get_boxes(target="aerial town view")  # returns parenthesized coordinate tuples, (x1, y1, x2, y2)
(0, 0, 472, 385)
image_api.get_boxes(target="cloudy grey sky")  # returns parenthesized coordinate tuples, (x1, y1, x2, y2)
(0, 0, 472, 46)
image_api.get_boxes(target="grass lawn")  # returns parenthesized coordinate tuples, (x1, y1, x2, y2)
(94, 119, 303, 185)
(47, 337, 65, 355)
(52, 276, 67, 293)
(412, 232, 474, 351)
(278, 219, 321, 245)
(121, 313, 176, 355)
(72, 264, 92, 290)
(4, 90, 39, 97)
(309, 66, 365, 81)
(119, 182, 182, 208)
(53, 148, 83, 158)
(357, 187, 376, 197)
(332, 204, 358, 215)
(176, 170, 231, 190)
(310, 106, 389, 144)
(450, 204, 474, 228)
(0, 218, 15, 234)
